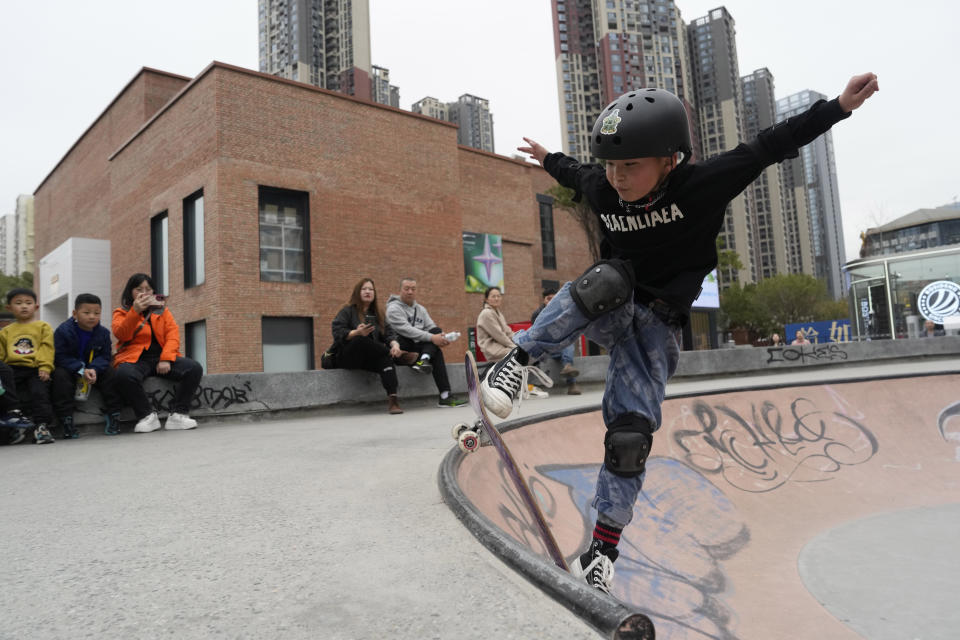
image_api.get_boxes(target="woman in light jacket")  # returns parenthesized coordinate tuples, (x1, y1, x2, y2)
(476, 287, 516, 361)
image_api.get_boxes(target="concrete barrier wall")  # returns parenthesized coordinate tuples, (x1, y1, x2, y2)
(70, 336, 960, 425)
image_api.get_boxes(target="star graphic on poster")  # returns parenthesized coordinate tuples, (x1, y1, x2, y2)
(474, 234, 502, 282)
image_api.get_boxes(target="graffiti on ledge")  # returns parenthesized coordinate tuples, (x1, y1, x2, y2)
(147, 381, 272, 413)
(766, 343, 849, 365)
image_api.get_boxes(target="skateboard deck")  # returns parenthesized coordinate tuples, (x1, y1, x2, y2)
(462, 351, 568, 571)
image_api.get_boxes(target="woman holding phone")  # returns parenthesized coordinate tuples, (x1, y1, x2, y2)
(331, 278, 413, 414)
(112, 273, 204, 433)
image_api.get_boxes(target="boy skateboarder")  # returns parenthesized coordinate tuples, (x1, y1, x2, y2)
(481, 73, 879, 593)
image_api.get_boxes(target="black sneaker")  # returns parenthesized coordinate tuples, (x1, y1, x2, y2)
(0, 410, 33, 430)
(61, 416, 79, 439)
(480, 347, 553, 419)
(411, 359, 433, 374)
(7, 428, 26, 445)
(570, 540, 619, 594)
(437, 395, 467, 408)
(34, 424, 55, 445)
(104, 412, 121, 436)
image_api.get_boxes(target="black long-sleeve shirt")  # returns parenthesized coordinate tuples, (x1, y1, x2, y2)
(543, 97, 851, 323)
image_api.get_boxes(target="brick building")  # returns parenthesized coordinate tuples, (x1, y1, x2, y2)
(33, 62, 591, 374)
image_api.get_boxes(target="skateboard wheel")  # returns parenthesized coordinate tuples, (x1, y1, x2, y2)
(458, 430, 480, 453)
(451, 422, 471, 440)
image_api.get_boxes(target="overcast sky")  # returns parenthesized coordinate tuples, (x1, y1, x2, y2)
(2, 1, 957, 261)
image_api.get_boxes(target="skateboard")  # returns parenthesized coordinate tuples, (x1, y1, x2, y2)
(455, 351, 568, 571)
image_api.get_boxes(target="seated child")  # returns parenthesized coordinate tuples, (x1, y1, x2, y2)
(0, 288, 55, 444)
(0, 359, 35, 445)
(52, 293, 123, 437)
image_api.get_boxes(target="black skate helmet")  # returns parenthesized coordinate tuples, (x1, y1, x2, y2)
(590, 88, 692, 160)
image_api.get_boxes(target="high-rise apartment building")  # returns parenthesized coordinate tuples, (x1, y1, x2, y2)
(371, 65, 399, 108)
(687, 7, 754, 286)
(741, 68, 787, 281)
(410, 97, 447, 121)
(15, 195, 34, 275)
(412, 94, 495, 153)
(448, 95, 495, 153)
(551, 0, 695, 160)
(0, 213, 16, 276)
(258, 0, 373, 101)
(777, 90, 847, 298)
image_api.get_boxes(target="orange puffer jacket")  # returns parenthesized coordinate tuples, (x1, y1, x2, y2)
(112, 306, 183, 366)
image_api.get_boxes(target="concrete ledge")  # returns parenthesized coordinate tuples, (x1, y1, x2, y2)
(69, 337, 960, 428)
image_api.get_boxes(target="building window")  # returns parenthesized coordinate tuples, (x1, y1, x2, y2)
(184, 320, 207, 372)
(150, 211, 169, 295)
(537, 195, 556, 270)
(259, 186, 310, 282)
(184, 189, 204, 288)
(262, 317, 314, 372)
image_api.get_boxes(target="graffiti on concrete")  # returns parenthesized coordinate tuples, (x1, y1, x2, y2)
(766, 343, 849, 365)
(668, 391, 877, 493)
(544, 461, 750, 640)
(147, 380, 272, 413)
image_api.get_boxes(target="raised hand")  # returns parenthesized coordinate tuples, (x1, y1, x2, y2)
(838, 72, 879, 113)
(517, 137, 549, 167)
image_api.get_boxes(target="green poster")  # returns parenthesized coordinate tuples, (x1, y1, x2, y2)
(462, 231, 504, 293)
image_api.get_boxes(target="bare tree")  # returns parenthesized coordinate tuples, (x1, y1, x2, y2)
(546, 185, 603, 262)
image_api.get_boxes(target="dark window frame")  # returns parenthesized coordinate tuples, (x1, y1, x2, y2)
(184, 189, 205, 288)
(258, 186, 311, 283)
(537, 194, 557, 270)
(150, 211, 169, 295)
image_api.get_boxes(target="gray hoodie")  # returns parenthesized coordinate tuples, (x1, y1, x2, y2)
(386, 294, 438, 342)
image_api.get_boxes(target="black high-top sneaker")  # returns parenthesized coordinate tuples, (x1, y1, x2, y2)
(104, 412, 121, 436)
(480, 346, 553, 419)
(61, 416, 79, 439)
(570, 539, 619, 594)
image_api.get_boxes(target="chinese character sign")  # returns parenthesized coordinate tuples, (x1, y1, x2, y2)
(785, 319, 851, 344)
(462, 232, 504, 293)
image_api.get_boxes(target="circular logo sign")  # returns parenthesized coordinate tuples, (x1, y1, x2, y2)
(917, 280, 960, 323)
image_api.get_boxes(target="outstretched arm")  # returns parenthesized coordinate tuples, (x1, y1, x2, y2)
(517, 137, 550, 168)
(838, 72, 879, 113)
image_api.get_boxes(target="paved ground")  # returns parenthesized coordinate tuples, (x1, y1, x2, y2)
(0, 389, 606, 640)
(454, 369, 960, 639)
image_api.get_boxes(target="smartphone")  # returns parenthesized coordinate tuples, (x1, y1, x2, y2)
(364, 314, 376, 326)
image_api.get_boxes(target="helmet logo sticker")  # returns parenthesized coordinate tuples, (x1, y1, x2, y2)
(600, 109, 621, 135)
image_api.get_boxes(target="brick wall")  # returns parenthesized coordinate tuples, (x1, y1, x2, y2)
(35, 63, 593, 373)
(33, 69, 189, 267)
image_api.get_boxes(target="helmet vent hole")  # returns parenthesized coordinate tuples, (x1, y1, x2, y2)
(595, 135, 602, 144)
(613, 136, 622, 145)
(626, 103, 633, 111)
(645, 97, 655, 103)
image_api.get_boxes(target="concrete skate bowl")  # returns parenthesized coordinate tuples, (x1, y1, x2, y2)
(439, 374, 960, 639)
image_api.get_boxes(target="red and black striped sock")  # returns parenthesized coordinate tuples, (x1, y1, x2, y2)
(592, 521, 623, 550)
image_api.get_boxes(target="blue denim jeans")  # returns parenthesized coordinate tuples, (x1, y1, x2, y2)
(514, 282, 680, 527)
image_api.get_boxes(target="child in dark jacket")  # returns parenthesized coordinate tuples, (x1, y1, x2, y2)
(483, 73, 879, 593)
(52, 293, 123, 437)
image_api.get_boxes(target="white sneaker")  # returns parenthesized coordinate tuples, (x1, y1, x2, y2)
(481, 347, 554, 419)
(134, 412, 162, 433)
(165, 413, 197, 430)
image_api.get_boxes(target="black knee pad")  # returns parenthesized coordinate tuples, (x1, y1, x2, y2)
(604, 414, 654, 478)
(570, 259, 635, 320)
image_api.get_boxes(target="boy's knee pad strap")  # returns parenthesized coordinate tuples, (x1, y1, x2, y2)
(570, 259, 635, 320)
(604, 414, 654, 478)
